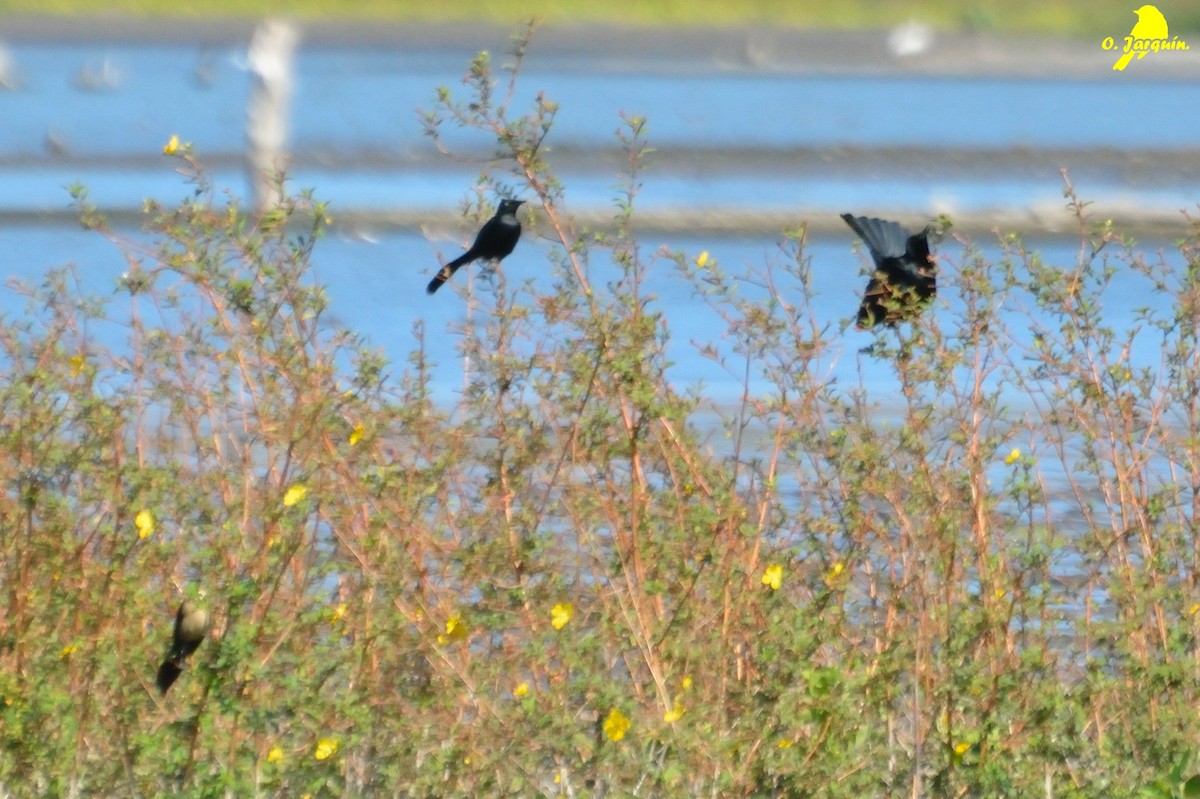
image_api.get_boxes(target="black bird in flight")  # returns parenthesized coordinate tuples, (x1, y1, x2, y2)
(427, 199, 526, 295)
(841, 213, 936, 328)
(156, 600, 210, 694)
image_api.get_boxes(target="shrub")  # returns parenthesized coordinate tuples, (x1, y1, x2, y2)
(1, 28, 1199, 798)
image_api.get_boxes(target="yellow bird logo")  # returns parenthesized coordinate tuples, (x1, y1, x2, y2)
(1112, 5, 1169, 70)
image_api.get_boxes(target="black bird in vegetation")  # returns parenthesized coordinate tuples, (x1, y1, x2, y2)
(427, 199, 526, 295)
(842, 213, 936, 328)
(156, 600, 210, 694)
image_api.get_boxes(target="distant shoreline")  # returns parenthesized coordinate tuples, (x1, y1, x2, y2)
(0, 16, 1196, 80)
(1, 206, 1189, 241)
(2, 143, 1194, 237)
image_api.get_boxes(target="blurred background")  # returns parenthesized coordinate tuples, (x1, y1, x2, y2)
(0, 5, 1197, 400)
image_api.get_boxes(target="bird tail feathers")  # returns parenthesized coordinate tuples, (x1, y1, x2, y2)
(841, 214, 910, 262)
(426, 250, 476, 295)
(156, 659, 183, 694)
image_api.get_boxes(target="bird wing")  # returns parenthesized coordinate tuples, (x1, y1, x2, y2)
(856, 270, 934, 328)
(842, 214, 911, 265)
(900, 229, 936, 285)
(856, 275, 891, 328)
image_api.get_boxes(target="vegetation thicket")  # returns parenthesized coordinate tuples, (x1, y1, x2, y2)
(3, 29, 1200, 799)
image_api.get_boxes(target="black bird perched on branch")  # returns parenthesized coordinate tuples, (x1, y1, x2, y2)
(427, 199, 526, 295)
(156, 600, 210, 694)
(842, 213, 936, 328)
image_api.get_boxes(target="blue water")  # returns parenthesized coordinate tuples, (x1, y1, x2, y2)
(1, 220, 1182, 407)
(0, 37, 1195, 409)
(5, 43, 1199, 155)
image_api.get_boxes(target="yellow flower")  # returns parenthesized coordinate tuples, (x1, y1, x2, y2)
(1189, 603, 1200, 617)
(603, 708, 631, 742)
(163, 134, 180, 155)
(696, 250, 710, 268)
(330, 603, 348, 623)
(266, 745, 284, 763)
(437, 614, 467, 645)
(348, 423, 364, 446)
(68, 354, 86, 377)
(777, 738, 794, 749)
(824, 561, 845, 587)
(551, 602, 573, 630)
(60, 644, 77, 659)
(282, 484, 307, 507)
(1004, 448, 1021, 465)
(513, 681, 529, 698)
(954, 741, 971, 756)
(314, 738, 338, 760)
(663, 701, 685, 724)
(135, 509, 155, 539)
(761, 564, 783, 591)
